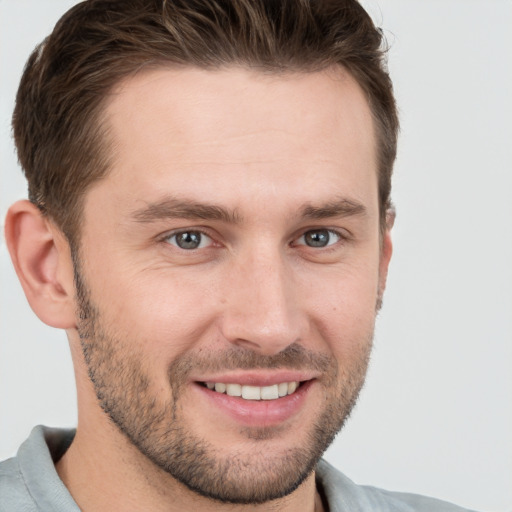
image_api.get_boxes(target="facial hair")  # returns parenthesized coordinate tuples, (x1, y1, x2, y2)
(74, 262, 373, 504)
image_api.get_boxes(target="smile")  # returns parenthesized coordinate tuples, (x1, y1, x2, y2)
(203, 381, 301, 400)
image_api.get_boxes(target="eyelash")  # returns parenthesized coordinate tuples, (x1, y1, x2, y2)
(161, 227, 348, 251)
(163, 229, 215, 250)
(293, 229, 344, 248)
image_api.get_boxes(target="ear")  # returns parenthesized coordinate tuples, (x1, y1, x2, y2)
(4, 200, 76, 329)
(377, 208, 395, 302)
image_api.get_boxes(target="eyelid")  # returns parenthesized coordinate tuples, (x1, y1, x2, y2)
(157, 225, 350, 250)
(293, 228, 348, 248)
(161, 228, 215, 249)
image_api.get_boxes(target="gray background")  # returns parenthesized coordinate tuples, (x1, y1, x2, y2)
(1, 1, 511, 510)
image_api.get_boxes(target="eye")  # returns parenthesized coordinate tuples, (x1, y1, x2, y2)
(165, 230, 213, 250)
(296, 229, 341, 248)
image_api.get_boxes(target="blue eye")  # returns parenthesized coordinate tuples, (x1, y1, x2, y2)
(166, 231, 212, 250)
(297, 229, 341, 248)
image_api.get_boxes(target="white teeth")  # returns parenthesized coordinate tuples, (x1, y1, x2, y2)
(214, 383, 226, 393)
(242, 385, 261, 400)
(226, 383, 242, 397)
(278, 382, 288, 397)
(261, 384, 279, 400)
(288, 381, 298, 394)
(206, 381, 301, 400)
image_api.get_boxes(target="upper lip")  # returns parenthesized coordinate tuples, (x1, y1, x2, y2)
(192, 370, 319, 387)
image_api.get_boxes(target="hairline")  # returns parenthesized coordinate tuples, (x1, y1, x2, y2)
(61, 61, 390, 251)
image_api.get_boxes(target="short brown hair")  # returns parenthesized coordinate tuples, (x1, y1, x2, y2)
(13, 0, 398, 243)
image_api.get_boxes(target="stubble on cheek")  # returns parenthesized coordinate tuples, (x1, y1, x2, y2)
(73, 255, 375, 504)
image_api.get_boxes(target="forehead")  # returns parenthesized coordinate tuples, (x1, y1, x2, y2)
(89, 66, 377, 220)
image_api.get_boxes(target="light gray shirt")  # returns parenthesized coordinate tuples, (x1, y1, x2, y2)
(0, 426, 478, 511)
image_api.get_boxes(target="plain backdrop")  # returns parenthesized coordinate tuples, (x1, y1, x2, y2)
(1, 1, 511, 511)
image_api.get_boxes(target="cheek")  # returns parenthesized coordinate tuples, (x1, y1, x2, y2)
(304, 262, 380, 353)
(81, 233, 381, 368)
(88, 265, 221, 355)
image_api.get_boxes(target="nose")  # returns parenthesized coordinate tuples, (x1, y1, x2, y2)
(219, 249, 307, 355)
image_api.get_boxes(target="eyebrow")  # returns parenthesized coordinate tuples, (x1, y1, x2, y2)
(130, 196, 367, 224)
(131, 197, 242, 224)
(300, 198, 367, 220)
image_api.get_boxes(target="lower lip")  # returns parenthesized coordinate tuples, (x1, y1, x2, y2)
(193, 380, 314, 427)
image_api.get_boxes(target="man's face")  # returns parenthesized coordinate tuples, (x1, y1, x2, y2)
(72, 66, 391, 503)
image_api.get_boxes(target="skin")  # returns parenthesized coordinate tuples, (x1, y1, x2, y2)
(5, 66, 393, 512)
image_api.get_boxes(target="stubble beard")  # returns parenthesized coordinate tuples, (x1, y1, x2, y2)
(74, 263, 374, 504)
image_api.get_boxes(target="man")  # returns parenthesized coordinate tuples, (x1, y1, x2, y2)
(0, 0, 481, 510)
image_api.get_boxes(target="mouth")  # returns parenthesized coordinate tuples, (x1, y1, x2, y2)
(201, 381, 302, 401)
(194, 377, 315, 427)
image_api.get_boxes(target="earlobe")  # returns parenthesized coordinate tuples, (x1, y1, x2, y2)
(4, 200, 76, 329)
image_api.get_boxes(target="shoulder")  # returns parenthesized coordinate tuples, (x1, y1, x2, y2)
(0, 425, 77, 512)
(0, 453, 37, 511)
(316, 459, 479, 512)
